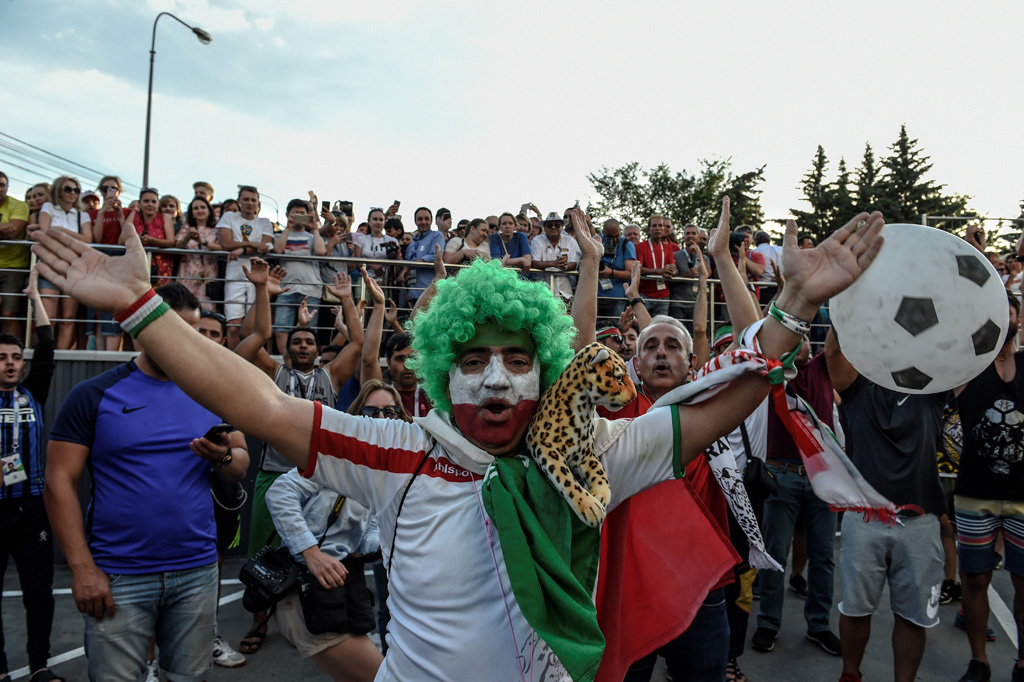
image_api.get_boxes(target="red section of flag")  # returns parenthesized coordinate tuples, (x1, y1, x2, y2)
(595, 478, 739, 682)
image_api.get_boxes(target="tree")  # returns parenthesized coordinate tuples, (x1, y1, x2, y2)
(831, 158, 857, 229)
(854, 143, 882, 214)
(790, 146, 833, 242)
(875, 124, 971, 229)
(586, 159, 765, 242)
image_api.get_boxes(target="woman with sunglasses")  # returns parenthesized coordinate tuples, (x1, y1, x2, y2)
(37, 176, 92, 349)
(125, 188, 175, 287)
(176, 196, 224, 311)
(253, 382, 404, 680)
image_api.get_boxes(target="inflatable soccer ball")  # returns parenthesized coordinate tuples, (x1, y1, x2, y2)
(830, 223, 1010, 394)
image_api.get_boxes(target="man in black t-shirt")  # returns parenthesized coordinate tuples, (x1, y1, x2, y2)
(825, 328, 947, 682)
(952, 292, 1024, 682)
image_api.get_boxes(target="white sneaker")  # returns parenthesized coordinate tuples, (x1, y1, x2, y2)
(145, 659, 159, 682)
(212, 634, 247, 668)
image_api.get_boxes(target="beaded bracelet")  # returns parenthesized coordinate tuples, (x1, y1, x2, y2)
(767, 300, 812, 336)
(114, 289, 171, 338)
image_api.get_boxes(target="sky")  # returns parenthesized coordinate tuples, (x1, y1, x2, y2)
(3, 0, 1023, 228)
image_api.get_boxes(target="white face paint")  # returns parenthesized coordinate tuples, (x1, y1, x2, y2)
(449, 354, 540, 406)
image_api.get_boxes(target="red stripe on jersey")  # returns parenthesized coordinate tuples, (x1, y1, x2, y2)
(308, 404, 482, 483)
(300, 401, 324, 479)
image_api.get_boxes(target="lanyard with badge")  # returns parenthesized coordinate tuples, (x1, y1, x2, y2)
(1, 389, 28, 487)
(653, 243, 667, 291)
(289, 370, 319, 401)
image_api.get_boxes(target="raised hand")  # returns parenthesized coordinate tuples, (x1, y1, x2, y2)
(433, 243, 447, 280)
(267, 265, 290, 296)
(31, 222, 150, 314)
(568, 208, 602, 259)
(361, 266, 386, 305)
(384, 298, 398, 326)
(242, 257, 270, 286)
(331, 306, 349, 339)
(779, 212, 884, 320)
(617, 305, 635, 332)
(707, 197, 730, 260)
(624, 261, 641, 301)
(326, 270, 352, 300)
(22, 268, 40, 301)
(297, 296, 314, 327)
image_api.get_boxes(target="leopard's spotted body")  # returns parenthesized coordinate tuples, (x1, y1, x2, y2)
(526, 342, 637, 527)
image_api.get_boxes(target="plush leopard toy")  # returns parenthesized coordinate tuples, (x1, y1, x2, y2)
(526, 342, 637, 527)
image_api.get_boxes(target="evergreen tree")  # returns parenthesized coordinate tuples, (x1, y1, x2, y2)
(831, 158, 856, 229)
(790, 146, 833, 242)
(876, 124, 970, 229)
(854, 143, 882, 214)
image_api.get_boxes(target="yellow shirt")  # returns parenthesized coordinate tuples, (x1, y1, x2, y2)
(0, 196, 30, 269)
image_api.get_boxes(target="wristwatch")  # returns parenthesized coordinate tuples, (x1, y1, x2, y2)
(214, 448, 233, 469)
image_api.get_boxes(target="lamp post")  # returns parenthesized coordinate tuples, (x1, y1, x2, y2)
(143, 12, 211, 188)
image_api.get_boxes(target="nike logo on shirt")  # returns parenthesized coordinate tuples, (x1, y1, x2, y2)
(896, 396, 908, 407)
(122, 405, 147, 414)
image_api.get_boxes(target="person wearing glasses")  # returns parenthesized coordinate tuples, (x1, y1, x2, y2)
(37, 176, 91, 349)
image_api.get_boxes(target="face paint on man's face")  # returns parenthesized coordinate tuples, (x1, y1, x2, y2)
(449, 354, 540, 451)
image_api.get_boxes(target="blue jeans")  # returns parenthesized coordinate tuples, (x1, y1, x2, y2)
(643, 298, 671, 318)
(624, 588, 729, 682)
(84, 562, 217, 682)
(756, 465, 837, 633)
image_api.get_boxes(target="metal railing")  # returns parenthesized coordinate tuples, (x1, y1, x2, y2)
(0, 240, 812, 350)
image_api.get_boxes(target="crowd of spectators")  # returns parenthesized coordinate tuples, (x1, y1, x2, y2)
(2, 168, 1024, 682)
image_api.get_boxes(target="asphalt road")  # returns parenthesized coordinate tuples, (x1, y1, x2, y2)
(2, 549, 1019, 681)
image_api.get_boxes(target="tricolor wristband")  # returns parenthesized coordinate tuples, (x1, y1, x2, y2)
(768, 301, 812, 336)
(115, 290, 171, 338)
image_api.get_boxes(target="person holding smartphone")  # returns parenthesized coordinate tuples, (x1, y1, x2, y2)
(272, 200, 326, 354)
(44, 283, 250, 682)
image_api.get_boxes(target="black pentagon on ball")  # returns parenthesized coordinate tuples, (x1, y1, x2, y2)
(891, 367, 933, 391)
(956, 254, 991, 287)
(894, 297, 939, 336)
(972, 319, 1002, 356)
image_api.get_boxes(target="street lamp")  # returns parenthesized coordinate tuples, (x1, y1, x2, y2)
(142, 12, 211, 187)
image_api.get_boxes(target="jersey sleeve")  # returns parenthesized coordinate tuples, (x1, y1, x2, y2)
(595, 406, 680, 511)
(48, 369, 125, 448)
(300, 402, 436, 514)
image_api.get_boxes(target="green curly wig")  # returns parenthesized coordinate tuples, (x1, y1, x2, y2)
(406, 259, 576, 412)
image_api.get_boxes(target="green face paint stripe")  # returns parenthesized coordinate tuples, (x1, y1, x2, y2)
(671, 404, 685, 479)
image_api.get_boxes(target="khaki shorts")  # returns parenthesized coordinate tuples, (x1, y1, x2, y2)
(274, 590, 352, 658)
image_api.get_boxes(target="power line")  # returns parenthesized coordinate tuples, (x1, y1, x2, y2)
(0, 131, 141, 192)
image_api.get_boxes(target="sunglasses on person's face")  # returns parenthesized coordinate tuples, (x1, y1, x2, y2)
(604, 335, 624, 346)
(359, 405, 401, 419)
(64, 186, 81, 195)
(100, 185, 118, 192)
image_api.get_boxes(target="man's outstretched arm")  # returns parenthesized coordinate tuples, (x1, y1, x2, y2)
(32, 223, 315, 469)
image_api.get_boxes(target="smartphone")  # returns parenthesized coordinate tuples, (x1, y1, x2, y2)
(106, 188, 116, 198)
(393, 200, 401, 208)
(203, 423, 233, 442)
(440, 210, 452, 221)
(339, 200, 354, 217)
(321, 201, 330, 213)
(292, 213, 311, 226)
(520, 203, 530, 216)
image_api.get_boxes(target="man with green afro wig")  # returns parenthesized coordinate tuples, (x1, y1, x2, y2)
(407, 258, 576, 412)
(31, 199, 888, 681)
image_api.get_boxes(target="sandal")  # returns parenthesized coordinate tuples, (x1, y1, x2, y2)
(28, 670, 66, 682)
(726, 657, 747, 682)
(239, 618, 270, 654)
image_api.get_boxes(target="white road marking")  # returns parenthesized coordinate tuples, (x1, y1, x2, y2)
(989, 583, 1019, 643)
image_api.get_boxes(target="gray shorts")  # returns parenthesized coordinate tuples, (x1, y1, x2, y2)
(838, 513, 943, 627)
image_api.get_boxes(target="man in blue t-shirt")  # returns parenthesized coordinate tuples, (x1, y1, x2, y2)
(44, 284, 250, 682)
(402, 206, 445, 304)
(597, 219, 638, 324)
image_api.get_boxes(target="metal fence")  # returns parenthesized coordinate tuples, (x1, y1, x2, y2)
(0, 240, 814, 351)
